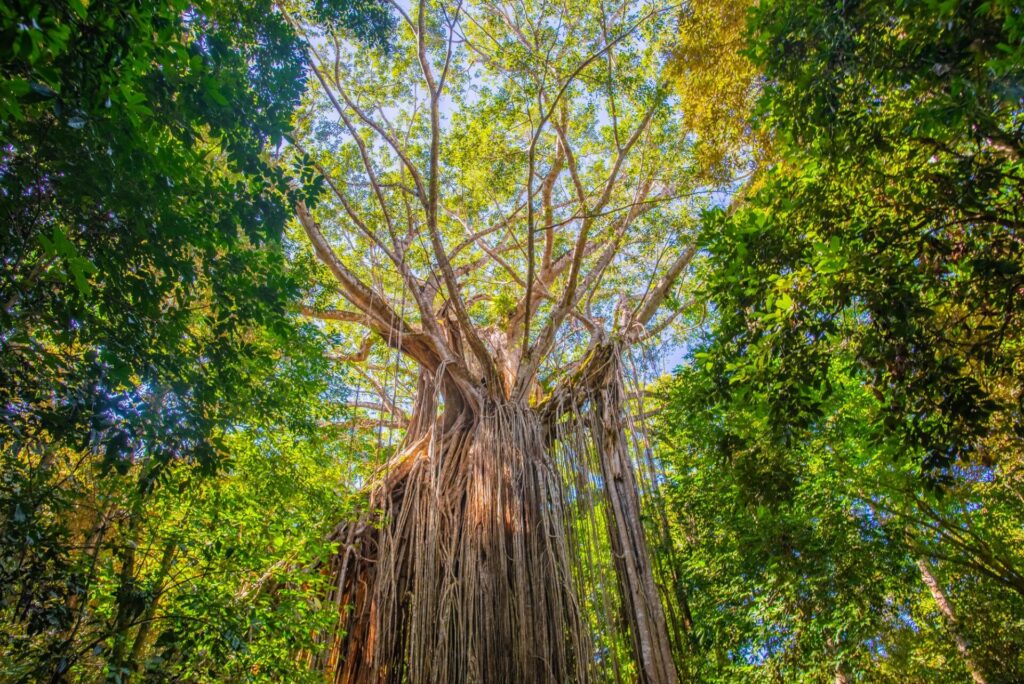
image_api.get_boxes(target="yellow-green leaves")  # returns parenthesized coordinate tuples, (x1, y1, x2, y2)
(668, 0, 764, 182)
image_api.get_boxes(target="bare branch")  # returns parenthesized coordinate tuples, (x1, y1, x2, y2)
(352, 365, 410, 422)
(519, 7, 667, 376)
(300, 306, 365, 324)
(627, 244, 698, 339)
(513, 175, 657, 400)
(329, 336, 376, 363)
(416, 0, 502, 389)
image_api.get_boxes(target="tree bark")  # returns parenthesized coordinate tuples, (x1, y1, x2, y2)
(593, 371, 678, 683)
(318, 344, 678, 683)
(127, 540, 177, 678)
(916, 558, 987, 684)
(322, 402, 590, 683)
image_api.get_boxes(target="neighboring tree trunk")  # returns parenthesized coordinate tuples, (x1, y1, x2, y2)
(128, 540, 177, 678)
(824, 636, 850, 684)
(916, 558, 987, 684)
(109, 487, 146, 676)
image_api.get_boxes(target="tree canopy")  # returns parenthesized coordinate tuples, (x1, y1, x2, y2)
(1, 0, 1023, 682)
(657, 0, 1024, 680)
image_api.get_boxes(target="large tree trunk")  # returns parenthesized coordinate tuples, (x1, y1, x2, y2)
(323, 403, 590, 683)
(317, 345, 678, 683)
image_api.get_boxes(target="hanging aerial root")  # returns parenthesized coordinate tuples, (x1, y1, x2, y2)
(309, 343, 681, 683)
(544, 344, 681, 683)
(319, 403, 592, 684)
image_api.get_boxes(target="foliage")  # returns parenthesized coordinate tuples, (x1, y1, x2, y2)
(659, 353, 1024, 681)
(1, 0, 309, 495)
(656, 0, 1024, 681)
(0, 397, 374, 682)
(668, 0, 764, 181)
(713, 0, 1024, 479)
(0, 0, 391, 680)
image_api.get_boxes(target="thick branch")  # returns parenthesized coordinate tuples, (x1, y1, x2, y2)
(296, 202, 441, 372)
(626, 244, 698, 340)
(300, 306, 365, 324)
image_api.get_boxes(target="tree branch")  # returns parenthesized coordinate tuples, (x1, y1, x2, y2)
(300, 306, 365, 324)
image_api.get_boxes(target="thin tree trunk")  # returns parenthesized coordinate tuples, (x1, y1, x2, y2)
(127, 540, 177, 678)
(825, 636, 849, 684)
(916, 558, 987, 684)
(109, 492, 145, 674)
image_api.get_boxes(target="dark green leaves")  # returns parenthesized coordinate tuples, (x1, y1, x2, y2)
(311, 0, 396, 50)
(657, 2, 1024, 679)
(0, 1, 392, 678)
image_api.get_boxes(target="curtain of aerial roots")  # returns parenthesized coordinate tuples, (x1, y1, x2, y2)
(547, 347, 680, 684)
(312, 350, 678, 683)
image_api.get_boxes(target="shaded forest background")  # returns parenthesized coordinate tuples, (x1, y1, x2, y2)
(1, 0, 1023, 682)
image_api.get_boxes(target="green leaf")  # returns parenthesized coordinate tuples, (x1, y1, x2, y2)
(68, 0, 89, 20)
